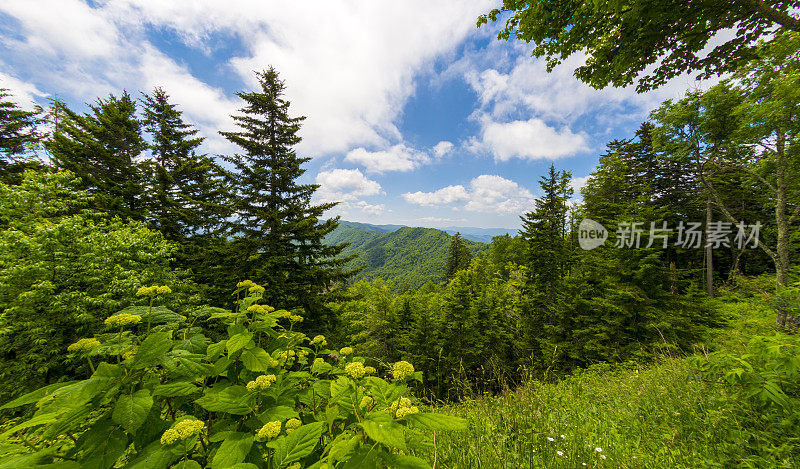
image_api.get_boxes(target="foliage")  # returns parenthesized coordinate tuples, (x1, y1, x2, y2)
(219, 68, 353, 329)
(0, 171, 182, 401)
(444, 233, 472, 283)
(0, 88, 44, 184)
(479, 0, 800, 92)
(325, 225, 489, 289)
(0, 282, 465, 468)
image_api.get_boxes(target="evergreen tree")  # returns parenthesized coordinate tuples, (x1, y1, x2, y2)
(140, 87, 228, 241)
(220, 68, 352, 329)
(519, 164, 573, 303)
(444, 232, 472, 282)
(0, 88, 44, 184)
(47, 93, 146, 219)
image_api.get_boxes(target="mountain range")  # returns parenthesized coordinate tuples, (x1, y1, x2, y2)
(324, 220, 501, 288)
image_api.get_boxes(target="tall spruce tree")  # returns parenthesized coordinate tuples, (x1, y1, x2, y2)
(47, 93, 146, 220)
(444, 232, 472, 282)
(220, 68, 352, 329)
(0, 88, 44, 184)
(519, 164, 574, 304)
(140, 87, 228, 240)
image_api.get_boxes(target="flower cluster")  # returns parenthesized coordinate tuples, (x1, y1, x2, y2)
(104, 313, 142, 328)
(285, 418, 302, 434)
(160, 419, 204, 445)
(136, 285, 171, 296)
(339, 347, 353, 356)
(312, 335, 327, 346)
(289, 314, 303, 323)
(236, 280, 255, 289)
(67, 338, 100, 352)
(249, 285, 265, 294)
(392, 361, 415, 380)
(360, 395, 374, 409)
(314, 357, 325, 365)
(246, 374, 277, 391)
(258, 420, 282, 439)
(364, 366, 376, 375)
(390, 397, 418, 418)
(345, 361, 365, 379)
(247, 304, 275, 314)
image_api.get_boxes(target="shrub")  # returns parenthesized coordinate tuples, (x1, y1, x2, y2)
(0, 282, 465, 468)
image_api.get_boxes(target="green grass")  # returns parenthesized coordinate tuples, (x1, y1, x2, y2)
(424, 296, 798, 468)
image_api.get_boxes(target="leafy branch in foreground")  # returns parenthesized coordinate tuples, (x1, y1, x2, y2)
(0, 281, 465, 468)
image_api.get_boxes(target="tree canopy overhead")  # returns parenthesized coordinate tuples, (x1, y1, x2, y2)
(478, 0, 800, 92)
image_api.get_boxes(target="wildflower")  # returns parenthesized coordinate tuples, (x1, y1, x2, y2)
(136, 286, 155, 296)
(67, 338, 100, 352)
(314, 358, 324, 365)
(582, 464, 587, 466)
(249, 285, 265, 294)
(595, 447, 602, 453)
(364, 366, 376, 375)
(289, 314, 304, 323)
(287, 464, 300, 469)
(247, 304, 274, 314)
(600, 455, 607, 460)
(258, 421, 282, 439)
(339, 347, 353, 356)
(104, 313, 142, 328)
(157, 286, 172, 295)
(398, 397, 411, 408)
(360, 395, 373, 408)
(547, 437, 555, 442)
(312, 335, 327, 346)
(345, 361, 365, 379)
(137, 285, 171, 296)
(160, 419, 204, 445)
(560, 434, 565, 439)
(285, 418, 302, 434)
(395, 406, 419, 419)
(297, 350, 308, 359)
(236, 280, 255, 289)
(246, 374, 277, 391)
(556, 451, 564, 457)
(392, 361, 414, 380)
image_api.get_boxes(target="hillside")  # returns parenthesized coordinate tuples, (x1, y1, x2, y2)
(325, 222, 489, 288)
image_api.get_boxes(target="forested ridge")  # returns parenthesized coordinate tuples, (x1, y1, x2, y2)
(0, 2, 799, 467)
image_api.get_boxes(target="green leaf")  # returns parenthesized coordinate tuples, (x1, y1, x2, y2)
(134, 332, 173, 368)
(153, 381, 200, 397)
(257, 406, 299, 424)
(124, 440, 180, 469)
(0, 382, 78, 410)
(115, 306, 185, 324)
(0, 413, 59, 440)
(113, 389, 153, 434)
(274, 421, 325, 466)
(195, 386, 251, 415)
(206, 340, 227, 360)
(211, 432, 253, 469)
(170, 461, 202, 469)
(79, 428, 128, 469)
(241, 347, 271, 372)
(361, 419, 407, 451)
(226, 331, 253, 356)
(404, 413, 467, 431)
(384, 454, 431, 469)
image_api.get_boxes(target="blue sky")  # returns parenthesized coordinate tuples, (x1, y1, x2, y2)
(0, 1, 712, 229)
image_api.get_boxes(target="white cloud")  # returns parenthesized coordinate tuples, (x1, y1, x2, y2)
(345, 144, 430, 173)
(315, 168, 383, 203)
(1, 0, 495, 158)
(475, 117, 590, 161)
(403, 185, 469, 206)
(403, 175, 535, 214)
(353, 201, 387, 216)
(419, 216, 467, 224)
(570, 176, 590, 194)
(0, 72, 47, 111)
(432, 140, 454, 157)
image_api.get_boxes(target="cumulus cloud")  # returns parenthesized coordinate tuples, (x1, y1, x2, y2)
(345, 144, 430, 173)
(403, 175, 535, 214)
(315, 168, 383, 203)
(403, 185, 469, 206)
(1, 0, 495, 158)
(432, 140, 454, 157)
(474, 118, 590, 161)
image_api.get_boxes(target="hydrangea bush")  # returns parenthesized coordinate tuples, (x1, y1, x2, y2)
(0, 282, 466, 468)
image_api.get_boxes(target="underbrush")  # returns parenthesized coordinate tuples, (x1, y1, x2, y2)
(430, 294, 800, 468)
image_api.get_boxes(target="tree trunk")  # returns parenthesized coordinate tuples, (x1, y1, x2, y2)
(774, 130, 795, 329)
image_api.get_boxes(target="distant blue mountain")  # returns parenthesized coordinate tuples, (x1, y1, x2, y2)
(334, 220, 516, 243)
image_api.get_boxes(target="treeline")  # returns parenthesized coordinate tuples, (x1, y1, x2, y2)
(334, 32, 799, 399)
(0, 68, 353, 400)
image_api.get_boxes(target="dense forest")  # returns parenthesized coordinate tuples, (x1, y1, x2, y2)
(1, 1, 799, 468)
